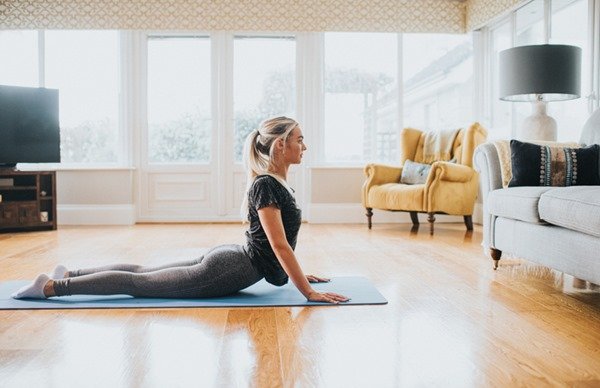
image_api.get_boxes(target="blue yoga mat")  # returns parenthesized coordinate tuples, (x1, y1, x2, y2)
(0, 276, 387, 310)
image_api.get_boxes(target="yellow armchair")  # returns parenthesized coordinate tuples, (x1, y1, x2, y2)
(362, 122, 487, 234)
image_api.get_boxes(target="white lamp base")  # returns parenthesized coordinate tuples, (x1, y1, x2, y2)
(519, 101, 557, 141)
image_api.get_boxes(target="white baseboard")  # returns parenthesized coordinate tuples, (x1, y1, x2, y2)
(58, 205, 136, 225)
(307, 203, 464, 224)
(136, 214, 243, 223)
(56, 203, 480, 226)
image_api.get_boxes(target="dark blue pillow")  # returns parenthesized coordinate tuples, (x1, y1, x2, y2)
(509, 140, 600, 187)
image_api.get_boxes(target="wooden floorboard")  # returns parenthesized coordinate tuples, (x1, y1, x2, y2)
(1, 223, 599, 387)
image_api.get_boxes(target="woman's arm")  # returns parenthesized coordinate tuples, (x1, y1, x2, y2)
(258, 205, 349, 304)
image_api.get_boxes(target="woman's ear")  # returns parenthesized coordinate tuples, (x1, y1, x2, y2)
(275, 138, 285, 150)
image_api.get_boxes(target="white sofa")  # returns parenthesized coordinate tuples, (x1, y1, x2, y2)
(473, 112, 600, 285)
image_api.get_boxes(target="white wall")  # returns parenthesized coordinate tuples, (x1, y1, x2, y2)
(56, 169, 135, 225)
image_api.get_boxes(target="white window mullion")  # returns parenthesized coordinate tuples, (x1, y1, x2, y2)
(139, 32, 151, 172)
(593, 0, 600, 110)
(510, 12, 518, 139)
(129, 31, 145, 221)
(584, 0, 596, 113)
(296, 32, 323, 216)
(484, 26, 495, 133)
(119, 31, 133, 167)
(136, 31, 150, 221)
(473, 29, 487, 126)
(38, 30, 45, 87)
(213, 31, 234, 216)
(544, 0, 552, 43)
(297, 32, 324, 169)
(486, 17, 513, 140)
(397, 33, 403, 145)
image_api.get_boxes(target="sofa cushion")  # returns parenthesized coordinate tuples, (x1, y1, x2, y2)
(487, 186, 555, 223)
(509, 139, 600, 187)
(539, 186, 600, 237)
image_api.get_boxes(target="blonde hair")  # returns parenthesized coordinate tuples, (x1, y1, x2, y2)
(240, 116, 299, 220)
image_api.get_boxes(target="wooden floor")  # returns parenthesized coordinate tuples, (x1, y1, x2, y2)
(1, 223, 600, 387)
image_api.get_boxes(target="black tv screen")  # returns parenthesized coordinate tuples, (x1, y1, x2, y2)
(0, 85, 61, 167)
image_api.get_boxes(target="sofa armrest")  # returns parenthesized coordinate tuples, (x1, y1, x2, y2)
(473, 143, 503, 195)
(362, 163, 402, 207)
(473, 142, 504, 251)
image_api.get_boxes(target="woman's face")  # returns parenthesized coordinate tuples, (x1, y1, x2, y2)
(284, 126, 307, 164)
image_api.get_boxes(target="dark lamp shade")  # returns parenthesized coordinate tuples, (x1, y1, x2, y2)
(499, 44, 581, 102)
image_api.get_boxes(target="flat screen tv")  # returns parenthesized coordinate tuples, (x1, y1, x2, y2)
(0, 85, 61, 168)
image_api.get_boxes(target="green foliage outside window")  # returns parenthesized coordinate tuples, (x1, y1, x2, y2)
(234, 69, 295, 161)
(60, 118, 117, 163)
(149, 112, 210, 163)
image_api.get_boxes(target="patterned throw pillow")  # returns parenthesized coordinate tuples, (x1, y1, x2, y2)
(509, 140, 600, 187)
(400, 159, 432, 185)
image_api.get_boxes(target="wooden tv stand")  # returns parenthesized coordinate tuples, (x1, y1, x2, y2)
(0, 169, 57, 232)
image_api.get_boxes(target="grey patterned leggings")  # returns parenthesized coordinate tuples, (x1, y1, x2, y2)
(52, 244, 263, 298)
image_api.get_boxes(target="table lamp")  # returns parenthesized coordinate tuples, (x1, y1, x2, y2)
(499, 44, 581, 141)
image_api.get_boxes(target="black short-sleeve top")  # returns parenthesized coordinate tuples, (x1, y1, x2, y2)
(245, 175, 302, 286)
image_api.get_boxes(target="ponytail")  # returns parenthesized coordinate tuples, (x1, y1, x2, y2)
(240, 116, 299, 221)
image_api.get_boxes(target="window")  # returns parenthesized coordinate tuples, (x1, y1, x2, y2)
(550, 0, 589, 141)
(487, 0, 593, 142)
(45, 30, 120, 164)
(403, 33, 473, 133)
(233, 36, 296, 162)
(515, 0, 545, 46)
(0, 31, 38, 87)
(324, 32, 398, 163)
(147, 36, 211, 164)
(513, 1, 547, 130)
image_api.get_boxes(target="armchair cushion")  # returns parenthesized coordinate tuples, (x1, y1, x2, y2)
(400, 160, 431, 185)
(368, 183, 424, 211)
(509, 140, 600, 187)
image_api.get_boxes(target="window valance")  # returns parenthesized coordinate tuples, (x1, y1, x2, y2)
(0, 0, 523, 33)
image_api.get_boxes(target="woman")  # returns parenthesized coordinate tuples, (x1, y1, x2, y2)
(12, 116, 349, 304)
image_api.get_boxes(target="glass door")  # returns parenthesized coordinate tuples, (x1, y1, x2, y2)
(138, 34, 215, 221)
(138, 33, 302, 221)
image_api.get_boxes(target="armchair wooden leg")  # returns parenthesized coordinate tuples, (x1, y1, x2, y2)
(463, 215, 473, 231)
(490, 248, 502, 270)
(409, 211, 419, 227)
(427, 213, 435, 235)
(366, 208, 373, 229)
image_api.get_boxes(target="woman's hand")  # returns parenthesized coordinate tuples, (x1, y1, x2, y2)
(306, 274, 330, 283)
(307, 290, 350, 304)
